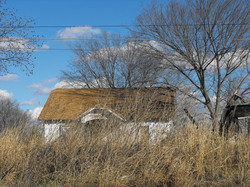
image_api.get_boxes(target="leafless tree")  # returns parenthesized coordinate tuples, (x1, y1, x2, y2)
(132, 0, 249, 130)
(61, 32, 163, 88)
(0, 0, 41, 75)
(0, 97, 31, 132)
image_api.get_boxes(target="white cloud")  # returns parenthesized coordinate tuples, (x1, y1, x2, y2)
(0, 38, 52, 52)
(54, 79, 108, 89)
(0, 89, 13, 99)
(0, 38, 35, 51)
(208, 50, 250, 69)
(20, 99, 39, 106)
(54, 80, 72, 88)
(28, 78, 107, 96)
(28, 107, 43, 120)
(57, 26, 101, 39)
(27, 78, 58, 95)
(27, 78, 58, 89)
(33, 87, 53, 95)
(0, 74, 19, 81)
(54, 80, 86, 89)
(37, 44, 51, 51)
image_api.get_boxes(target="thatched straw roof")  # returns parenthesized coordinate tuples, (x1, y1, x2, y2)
(38, 87, 175, 122)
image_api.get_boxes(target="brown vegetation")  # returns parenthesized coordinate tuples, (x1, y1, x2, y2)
(38, 87, 175, 121)
(0, 124, 248, 186)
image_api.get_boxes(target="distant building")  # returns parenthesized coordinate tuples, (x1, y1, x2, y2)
(221, 103, 250, 135)
(38, 87, 175, 141)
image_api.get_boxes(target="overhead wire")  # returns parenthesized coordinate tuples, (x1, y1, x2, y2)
(0, 24, 248, 51)
(0, 23, 248, 41)
(0, 23, 249, 28)
(1, 38, 249, 41)
(0, 38, 249, 51)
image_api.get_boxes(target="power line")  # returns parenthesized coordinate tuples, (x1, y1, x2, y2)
(0, 23, 249, 28)
(1, 38, 249, 41)
(2, 38, 153, 41)
(36, 48, 70, 51)
(36, 48, 75, 51)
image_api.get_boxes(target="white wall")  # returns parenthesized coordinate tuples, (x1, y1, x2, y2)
(119, 121, 173, 143)
(44, 120, 173, 143)
(44, 123, 61, 142)
(141, 121, 173, 143)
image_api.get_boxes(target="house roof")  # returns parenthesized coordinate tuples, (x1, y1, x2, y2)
(226, 103, 250, 119)
(38, 87, 175, 121)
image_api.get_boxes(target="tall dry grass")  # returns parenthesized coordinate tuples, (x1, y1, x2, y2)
(0, 90, 248, 186)
(0, 123, 249, 186)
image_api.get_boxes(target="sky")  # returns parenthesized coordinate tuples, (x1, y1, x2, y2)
(0, 0, 152, 119)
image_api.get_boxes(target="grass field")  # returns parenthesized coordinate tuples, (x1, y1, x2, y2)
(0, 123, 249, 186)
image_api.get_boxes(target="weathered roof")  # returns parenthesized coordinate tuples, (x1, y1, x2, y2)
(226, 103, 250, 119)
(38, 87, 175, 121)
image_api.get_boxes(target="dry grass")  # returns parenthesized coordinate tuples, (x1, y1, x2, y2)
(0, 123, 249, 186)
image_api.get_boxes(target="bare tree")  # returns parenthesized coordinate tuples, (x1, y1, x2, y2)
(0, 97, 30, 132)
(133, 0, 249, 130)
(0, 0, 41, 75)
(61, 32, 163, 88)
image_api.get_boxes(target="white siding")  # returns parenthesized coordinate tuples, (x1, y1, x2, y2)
(125, 121, 173, 143)
(142, 121, 173, 142)
(44, 120, 173, 143)
(44, 123, 61, 142)
(81, 113, 108, 123)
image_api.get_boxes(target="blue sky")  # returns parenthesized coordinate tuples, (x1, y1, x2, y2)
(0, 0, 152, 118)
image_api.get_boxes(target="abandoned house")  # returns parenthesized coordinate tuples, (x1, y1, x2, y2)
(220, 103, 250, 136)
(38, 87, 176, 141)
